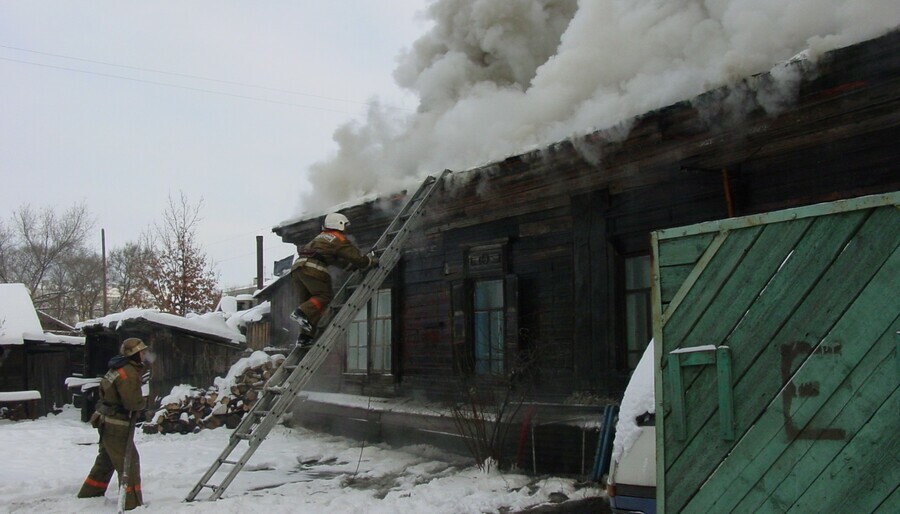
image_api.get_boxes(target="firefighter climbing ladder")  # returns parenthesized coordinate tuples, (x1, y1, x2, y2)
(185, 169, 449, 502)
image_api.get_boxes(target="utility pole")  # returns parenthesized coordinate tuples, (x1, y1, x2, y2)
(101, 229, 108, 316)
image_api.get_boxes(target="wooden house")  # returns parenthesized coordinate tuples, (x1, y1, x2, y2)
(269, 31, 899, 473)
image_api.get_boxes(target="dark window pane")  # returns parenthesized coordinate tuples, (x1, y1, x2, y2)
(625, 255, 651, 289)
(474, 280, 503, 309)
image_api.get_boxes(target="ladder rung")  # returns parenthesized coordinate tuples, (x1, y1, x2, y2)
(266, 386, 285, 394)
(221, 459, 239, 465)
(235, 433, 252, 440)
(201, 483, 219, 489)
(253, 410, 271, 417)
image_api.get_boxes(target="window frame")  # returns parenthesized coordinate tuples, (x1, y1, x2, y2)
(621, 253, 652, 370)
(344, 288, 394, 376)
(472, 278, 506, 375)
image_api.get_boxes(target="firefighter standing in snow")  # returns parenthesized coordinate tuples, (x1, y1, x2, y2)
(291, 213, 378, 345)
(78, 337, 147, 510)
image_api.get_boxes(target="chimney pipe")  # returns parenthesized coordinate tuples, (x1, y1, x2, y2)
(256, 236, 264, 289)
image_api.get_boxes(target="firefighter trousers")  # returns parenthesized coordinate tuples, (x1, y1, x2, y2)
(292, 268, 333, 329)
(78, 420, 143, 510)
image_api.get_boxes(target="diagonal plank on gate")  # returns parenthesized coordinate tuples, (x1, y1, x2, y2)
(662, 210, 868, 468)
(788, 384, 900, 513)
(731, 326, 898, 513)
(662, 217, 813, 463)
(687, 249, 900, 513)
(665, 206, 898, 512)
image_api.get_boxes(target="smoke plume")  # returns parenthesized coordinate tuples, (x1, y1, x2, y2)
(300, 0, 900, 214)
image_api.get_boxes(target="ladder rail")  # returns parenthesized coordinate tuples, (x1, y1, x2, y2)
(185, 170, 448, 502)
(319, 171, 446, 330)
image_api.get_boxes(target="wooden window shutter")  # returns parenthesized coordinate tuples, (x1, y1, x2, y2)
(504, 274, 519, 349)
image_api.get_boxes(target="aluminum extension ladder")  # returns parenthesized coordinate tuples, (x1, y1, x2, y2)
(185, 170, 449, 502)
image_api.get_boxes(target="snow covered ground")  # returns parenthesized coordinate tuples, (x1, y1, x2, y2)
(0, 406, 604, 513)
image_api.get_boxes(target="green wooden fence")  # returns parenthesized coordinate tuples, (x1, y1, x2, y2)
(651, 192, 899, 513)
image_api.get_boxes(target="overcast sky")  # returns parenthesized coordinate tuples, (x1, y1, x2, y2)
(0, 1, 430, 289)
(4, 1, 898, 294)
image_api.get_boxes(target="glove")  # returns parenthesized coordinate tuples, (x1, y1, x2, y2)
(366, 253, 379, 269)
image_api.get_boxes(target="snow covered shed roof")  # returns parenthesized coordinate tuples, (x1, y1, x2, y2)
(0, 284, 44, 346)
(77, 308, 247, 345)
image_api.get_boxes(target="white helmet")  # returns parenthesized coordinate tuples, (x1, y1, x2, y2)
(323, 213, 350, 231)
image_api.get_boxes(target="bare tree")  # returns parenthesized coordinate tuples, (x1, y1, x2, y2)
(144, 193, 219, 315)
(0, 220, 12, 282)
(0, 203, 94, 309)
(108, 241, 155, 311)
(45, 248, 104, 322)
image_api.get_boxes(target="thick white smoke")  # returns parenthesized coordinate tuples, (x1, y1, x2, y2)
(300, 0, 900, 214)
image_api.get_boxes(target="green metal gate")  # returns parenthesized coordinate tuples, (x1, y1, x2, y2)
(651, 192, 899, 513)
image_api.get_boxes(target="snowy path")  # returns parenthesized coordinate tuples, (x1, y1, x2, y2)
(0, 406, 603, 513)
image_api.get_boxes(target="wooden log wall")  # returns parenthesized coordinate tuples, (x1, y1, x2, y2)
(273, 30, 900, 403)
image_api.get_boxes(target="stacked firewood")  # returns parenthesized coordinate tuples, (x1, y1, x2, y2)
(142, 357, 282, 435)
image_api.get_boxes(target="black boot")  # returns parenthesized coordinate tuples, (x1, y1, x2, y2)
(296, 333, 314, 349)
(290, 308, 314, 336)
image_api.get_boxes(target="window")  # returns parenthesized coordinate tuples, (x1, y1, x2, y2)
(624, 255, 652, 368)
(346, 289, 392, 374)
(473, 279, 504, 374)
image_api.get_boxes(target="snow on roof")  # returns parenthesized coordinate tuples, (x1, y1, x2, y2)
(22, 332, 85, 346)
(77, 308, 246, 344)
(36, 310, 75, 331)
(0, 284, 44, 346)
(274, 192, 380, 230)
(225, 301, 270, 333)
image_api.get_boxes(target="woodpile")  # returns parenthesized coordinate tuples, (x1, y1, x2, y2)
(142, 355, 282, 435)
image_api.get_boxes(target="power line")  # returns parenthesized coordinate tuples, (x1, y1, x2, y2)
(0, 55, 368, 116)
(0, 43, 415, 113)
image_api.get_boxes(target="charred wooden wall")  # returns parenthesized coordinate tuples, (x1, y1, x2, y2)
(274, 31, 900, 404)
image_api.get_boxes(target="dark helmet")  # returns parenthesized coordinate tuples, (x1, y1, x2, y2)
(121, 338, 148, 357)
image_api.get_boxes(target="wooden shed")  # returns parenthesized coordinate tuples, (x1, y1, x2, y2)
(79, 311, 246, 416)
(0, 283, 85, 418)
(270, 32, 899, 473)
(652, 192, 899, 513)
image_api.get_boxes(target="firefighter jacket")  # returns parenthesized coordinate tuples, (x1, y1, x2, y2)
(96, 356, 146, 421)
(293, 229, 373, 280)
